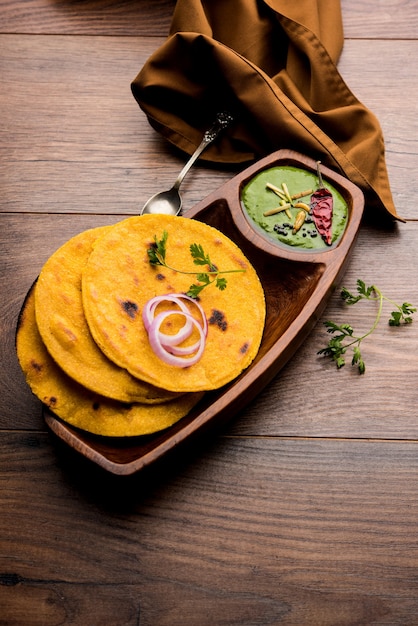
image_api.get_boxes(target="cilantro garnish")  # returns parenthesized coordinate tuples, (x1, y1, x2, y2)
(147, 231, 244, 298)
(318, 279, 416, 374)
(147, 229, 168, 266)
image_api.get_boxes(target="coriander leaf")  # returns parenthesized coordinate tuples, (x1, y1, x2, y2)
(318, 279, 415, 374)
(356, 279, 367, 297)
(389, 311, 402, 326)
(147, 232, 245, 298)
(187, 283, 205, 298)
(324, 320, 353, 336)
(196, 273, 210, 286)
(402, 302, 417, 315)
(147, 230, 168, 266)
(341, 287, 361, 305)
(190, 243, 210, 265)
(336, 356, 346, 369)
(216, 277, 227, 291)
(356, 279, 375, 298)
(351, 346, 365, 374)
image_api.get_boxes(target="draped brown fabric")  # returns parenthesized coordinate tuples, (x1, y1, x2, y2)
(131, 0, 401, 220)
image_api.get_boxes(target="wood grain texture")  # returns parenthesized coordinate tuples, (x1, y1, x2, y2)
(2, 433, 418, 625)
(0, 0, 417, 40)
(338, 40, 418, 221)
(0, 0, 175, 36)
(0, 33, 236, 216)
(341, 0, 418, 40)
(1, 0, 418, 623)
(1, 35, 417, 219)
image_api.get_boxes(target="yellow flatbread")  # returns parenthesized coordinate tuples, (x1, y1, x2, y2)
(82, 215, 265, 392)
(34, 226, 179, 404)
(16, 286, 203, 437)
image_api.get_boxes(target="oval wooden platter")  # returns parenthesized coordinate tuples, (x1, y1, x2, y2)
(43, 149, 364, 475)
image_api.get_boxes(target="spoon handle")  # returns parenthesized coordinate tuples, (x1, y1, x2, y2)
(172, 111, 233, 190)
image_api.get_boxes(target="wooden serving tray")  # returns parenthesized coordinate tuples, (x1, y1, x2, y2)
(44, 149, 364, 475)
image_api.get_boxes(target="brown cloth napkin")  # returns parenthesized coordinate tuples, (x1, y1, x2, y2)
(131, 0, 401, 221)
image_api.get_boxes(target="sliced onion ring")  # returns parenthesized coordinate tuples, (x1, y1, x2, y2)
(142, 293, 208, 336)
(142, 294, 193, 347)
(148, 310, 206, 367)
(142, 294, 190, 331)
(142, 294, 208, 367)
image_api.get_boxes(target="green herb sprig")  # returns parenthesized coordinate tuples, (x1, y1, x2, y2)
(318, 279, 416, 374)
(147, 231, 245, 298)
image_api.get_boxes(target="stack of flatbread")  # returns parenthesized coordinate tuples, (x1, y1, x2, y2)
(16, 215, 265, 437)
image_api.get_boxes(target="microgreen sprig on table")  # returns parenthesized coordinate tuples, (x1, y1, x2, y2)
(147, 230, 245, 298)
(318, 279, 416, 374)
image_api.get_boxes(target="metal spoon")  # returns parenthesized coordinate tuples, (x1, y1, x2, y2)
(140, 111, 233, 216)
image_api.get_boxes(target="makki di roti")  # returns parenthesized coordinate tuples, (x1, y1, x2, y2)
(82, 214, 266, 393)
(16, 214, 265, 437)
(16, 286, 204, 437)
(34, 226, 179, 404)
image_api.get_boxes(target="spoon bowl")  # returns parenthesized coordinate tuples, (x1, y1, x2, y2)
(140, 111, 233, 216)
(141, 188, 184, 216)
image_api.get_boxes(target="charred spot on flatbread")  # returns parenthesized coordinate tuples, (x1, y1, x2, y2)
(30, 359, 43, 373)
(209, 309, 228, 331)
(120, 299, 139, 319)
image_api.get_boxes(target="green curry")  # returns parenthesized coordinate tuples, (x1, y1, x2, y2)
(241, 165, 348, 250)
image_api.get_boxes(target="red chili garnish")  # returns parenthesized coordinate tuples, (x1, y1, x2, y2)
(310, 161, 334, 246)
(310, 187, 333, 245)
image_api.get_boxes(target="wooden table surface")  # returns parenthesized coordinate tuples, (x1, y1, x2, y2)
(1, 1, 418, 624)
